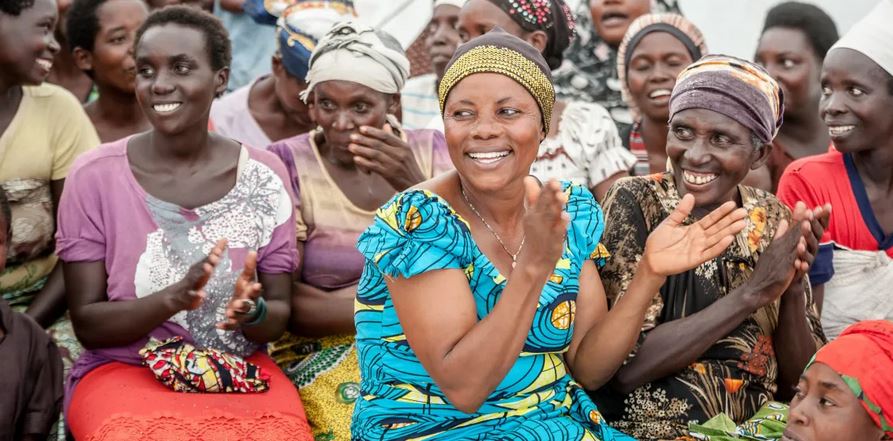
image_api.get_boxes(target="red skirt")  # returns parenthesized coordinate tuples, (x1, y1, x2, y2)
(68, 353, 313, 440)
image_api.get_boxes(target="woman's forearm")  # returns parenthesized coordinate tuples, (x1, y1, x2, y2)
(611, 284, 760, 394)
(416, 262, 552, 413)
(773, 281, 819, 401)
(25, 263, 67, 328)
(570, 265, 665, 390)
(69, 283, 182, 349)
(289, 283, 356, 337)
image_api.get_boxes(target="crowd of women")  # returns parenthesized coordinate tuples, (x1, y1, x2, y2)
(0, 0, 891, 439)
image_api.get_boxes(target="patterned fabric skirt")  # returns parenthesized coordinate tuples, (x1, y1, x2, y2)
(270, 333, 359, 441)
(682, 401, 788, 441)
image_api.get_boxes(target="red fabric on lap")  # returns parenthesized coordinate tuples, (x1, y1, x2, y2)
(69, 353, 312, 440)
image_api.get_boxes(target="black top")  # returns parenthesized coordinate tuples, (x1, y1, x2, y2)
(0, 299, 63, 441)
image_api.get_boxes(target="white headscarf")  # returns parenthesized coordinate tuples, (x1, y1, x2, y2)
(300, 21, 410, 102)
(830, 0, 893, 77)
(434, 0, 467, 8)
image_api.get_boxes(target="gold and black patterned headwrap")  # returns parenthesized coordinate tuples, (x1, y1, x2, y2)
(438, 28, 555, 133)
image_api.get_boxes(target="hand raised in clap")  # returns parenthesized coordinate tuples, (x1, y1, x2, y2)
(216, 250, 264, 330)
(169, 239, 228, 312)
(641, 194, 748, 277)
(516, 178, 570, 272)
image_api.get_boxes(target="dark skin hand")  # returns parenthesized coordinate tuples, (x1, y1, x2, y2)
(288, 242, 356, 338)
(67, 239, 290, 348)
(349, 123, 427, 191)
(67, 240, 227, 349)
(611, 204, 823, 395)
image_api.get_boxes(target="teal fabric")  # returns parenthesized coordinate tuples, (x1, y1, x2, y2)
(352, 182, 632, 440)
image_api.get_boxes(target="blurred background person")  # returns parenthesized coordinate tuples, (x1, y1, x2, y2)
(401, 0, 466, 132)
(552, 0, 679, 143)
(755, 1, 839, 193)
(616, 12, 706, 176)
(67, 0, 151, 142)
(211, 0, 356, 147)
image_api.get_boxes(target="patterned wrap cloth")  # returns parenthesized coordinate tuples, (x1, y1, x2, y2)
(352, 183, 630, 440)
(438, 28, 555, 132)
(669, 54, 784, 145)
(275, 0, 357, 80)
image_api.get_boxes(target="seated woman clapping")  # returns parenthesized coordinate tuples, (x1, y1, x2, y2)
(592, 55, 828, 440)
(58, 6, 311, 439)
(350, 29, 749, 440)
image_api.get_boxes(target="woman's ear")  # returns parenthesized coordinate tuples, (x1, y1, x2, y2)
(72, 47, 93, 72)
(214, 67, 230, 97)
(387, 93, 401, 116)
(527, 30, 548, 53)
(750, 141, 773, 170)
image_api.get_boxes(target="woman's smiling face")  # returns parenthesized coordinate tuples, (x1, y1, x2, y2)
(0, 0, 60, 86)
(819, 48, 893, 154)
(443, 72, 544, 193)
(134, 23, 227, 135)
(666, 108, 769, 210)
(626, 31, 694, 121)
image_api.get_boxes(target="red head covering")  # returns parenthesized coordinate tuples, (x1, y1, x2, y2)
(811, 320, 893, 436)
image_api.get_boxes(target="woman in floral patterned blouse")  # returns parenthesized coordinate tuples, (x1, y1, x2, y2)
(590, 55, 828, 440)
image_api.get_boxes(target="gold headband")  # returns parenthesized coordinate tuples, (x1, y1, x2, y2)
(438, 45, 555, 133)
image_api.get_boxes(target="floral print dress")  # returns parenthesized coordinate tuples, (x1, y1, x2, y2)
(591, 173, 825, 440)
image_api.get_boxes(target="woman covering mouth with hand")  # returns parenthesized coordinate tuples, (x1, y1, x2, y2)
(593, 55, 828, 440)
(351, 29, 750, 440)
(265, 21, 451, 441)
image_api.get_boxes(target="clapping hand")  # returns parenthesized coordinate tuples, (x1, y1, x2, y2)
(641, 194, 748, 277)
(517, 178, 570, 271)
(216, 251, 264, 330)
(789, 201, 832, 277)
(171, 239, 228, 311)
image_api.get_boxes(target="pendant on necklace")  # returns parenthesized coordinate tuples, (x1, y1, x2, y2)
(511, 260, 517, 269)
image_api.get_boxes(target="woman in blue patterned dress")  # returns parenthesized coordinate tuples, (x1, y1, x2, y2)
(352, 29, 750, 440)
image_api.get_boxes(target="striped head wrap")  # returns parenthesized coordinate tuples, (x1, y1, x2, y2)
(669, 54, 784, 145)
(273, 1, 356, 80)
(808, 320, 893, 437)
(300, 21, 410, 102)
(617, 13, 707, 119)
(438, 28, 555, 132)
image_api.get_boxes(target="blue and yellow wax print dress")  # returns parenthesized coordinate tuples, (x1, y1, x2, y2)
(352, 182, 634, 440)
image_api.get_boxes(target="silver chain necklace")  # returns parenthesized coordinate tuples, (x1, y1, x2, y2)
(460, 186, 526, 268)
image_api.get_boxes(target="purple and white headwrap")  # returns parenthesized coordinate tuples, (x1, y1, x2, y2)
(669, 54, 784, 145)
